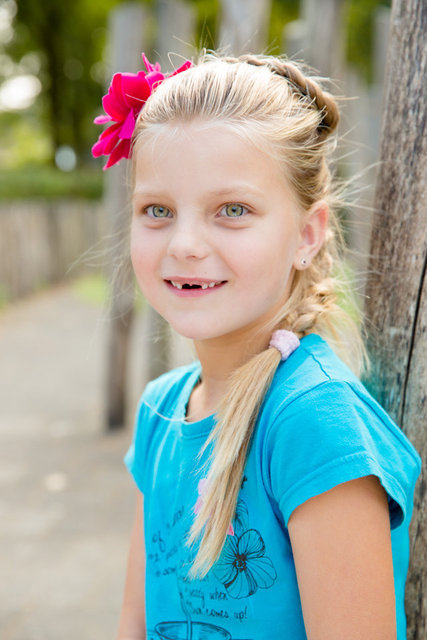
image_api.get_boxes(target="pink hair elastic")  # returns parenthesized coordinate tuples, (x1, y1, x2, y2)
(269, 329, 300, 361)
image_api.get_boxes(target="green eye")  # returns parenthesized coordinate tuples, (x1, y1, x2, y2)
(223, 203, 246, 217)
(147, 205, 171, 218)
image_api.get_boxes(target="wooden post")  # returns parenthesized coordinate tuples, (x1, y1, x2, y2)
(219, 0, 272, 55)
(363, 1, 427, 636)
(344, 7, 391, 296)
(156, 0, 196, 68)
(301, 0, 346, 77)
(104, 3, 148, 429)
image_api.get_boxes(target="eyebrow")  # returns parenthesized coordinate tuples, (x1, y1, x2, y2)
(204, 186, 265, 199)
(133, 189, 165, 200)
(132, 184, 265, 199)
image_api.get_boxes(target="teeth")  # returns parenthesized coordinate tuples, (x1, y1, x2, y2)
(170, 280, 221, 289)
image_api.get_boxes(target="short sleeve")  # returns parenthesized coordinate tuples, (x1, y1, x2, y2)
(266, 380, 420, 529)
(124, 391, 155, 495)
(124, 362, 202, 495)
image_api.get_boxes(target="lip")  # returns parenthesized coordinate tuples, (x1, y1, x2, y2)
(164, 276, 227, 297)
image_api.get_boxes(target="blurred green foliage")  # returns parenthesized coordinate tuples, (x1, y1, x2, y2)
(72, 272, 146, 309)
(0, 109, 51, 167)
(346, 0, 392, 83)
(0, 0, 392, 199)
(189, 0, 220, 50)
(72, 273, 110, 306)
(4, 0, 128, 165)
(269, 0, 300, 54)
(0, 165, 102, 199)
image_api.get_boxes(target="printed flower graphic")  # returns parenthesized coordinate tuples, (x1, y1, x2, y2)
(214, 528, 277, 599)
(92, 53, 192, 169)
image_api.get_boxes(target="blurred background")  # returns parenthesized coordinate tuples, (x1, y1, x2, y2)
(0, 0, 392, 638)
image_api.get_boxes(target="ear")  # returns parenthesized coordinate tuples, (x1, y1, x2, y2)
(293, 200, 329, 270)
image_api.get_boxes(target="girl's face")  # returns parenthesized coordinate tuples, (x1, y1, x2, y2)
(131, 122, 307, 344)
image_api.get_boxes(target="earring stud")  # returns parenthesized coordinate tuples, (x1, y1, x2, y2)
(300, 257, 307, 266)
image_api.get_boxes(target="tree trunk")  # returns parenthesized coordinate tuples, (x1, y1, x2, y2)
(363, 1, 427, 637)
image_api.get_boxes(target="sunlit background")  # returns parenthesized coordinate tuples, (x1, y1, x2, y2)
(0, 1, 393, 638)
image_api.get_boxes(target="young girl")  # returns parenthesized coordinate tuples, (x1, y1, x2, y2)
(93, 52, 421, 640)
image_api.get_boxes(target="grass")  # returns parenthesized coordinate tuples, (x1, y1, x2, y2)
(72, 273, 110, 306)
(0, 165, 103, 200)
(72, 272, 146, 311)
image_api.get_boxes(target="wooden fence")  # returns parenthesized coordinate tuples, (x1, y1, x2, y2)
(0, 200, 107, 301)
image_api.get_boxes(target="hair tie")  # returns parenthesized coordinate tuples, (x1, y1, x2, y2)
(269, 329, 300, 361)
(91, 53, 192, 170)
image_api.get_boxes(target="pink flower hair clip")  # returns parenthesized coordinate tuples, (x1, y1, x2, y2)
(92, 53, 192, 170)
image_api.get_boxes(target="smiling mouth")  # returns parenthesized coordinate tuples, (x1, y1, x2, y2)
(167, 280, 225, 290)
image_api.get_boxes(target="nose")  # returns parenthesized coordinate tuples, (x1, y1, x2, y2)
(166, 216, 210, 261)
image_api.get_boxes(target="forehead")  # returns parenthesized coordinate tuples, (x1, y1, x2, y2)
(132, 120, 291, 197)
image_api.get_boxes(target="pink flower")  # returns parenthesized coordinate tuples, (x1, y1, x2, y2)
(194, 478, 235, 536)
(92, 53, 192, 170)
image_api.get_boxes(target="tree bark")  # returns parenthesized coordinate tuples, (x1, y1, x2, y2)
(363, 1, 427, 637)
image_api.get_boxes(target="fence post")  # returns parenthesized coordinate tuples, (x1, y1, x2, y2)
(104, 3, 148, 429)
(156, 0, 196, 68)
(219, 0, 272, 55)
(339, 7, 390, 298)
(300, 0, 346, 77)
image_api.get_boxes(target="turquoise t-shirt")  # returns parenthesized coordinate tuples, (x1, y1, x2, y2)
(125, 334, 421, 640)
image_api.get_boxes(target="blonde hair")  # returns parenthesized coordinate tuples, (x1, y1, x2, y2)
(132, 53, 367, 577)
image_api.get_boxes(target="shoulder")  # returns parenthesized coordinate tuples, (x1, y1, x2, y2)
(262, 334, 410, 442)
(137, 360, 201, 421)
(132, 361, 200, 456)
(125, 361, 200, 494)
(257, 334, 421, 528)
(265, 333, 364, 409)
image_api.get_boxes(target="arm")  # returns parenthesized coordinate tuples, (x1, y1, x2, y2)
(288, 475, 396, 640)
(116, 490, 146, 640)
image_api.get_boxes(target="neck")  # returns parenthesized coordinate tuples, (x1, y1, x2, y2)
(186, 324, 271, 421)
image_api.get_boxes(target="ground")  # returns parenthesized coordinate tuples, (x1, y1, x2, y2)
(0, 285, 154, 639)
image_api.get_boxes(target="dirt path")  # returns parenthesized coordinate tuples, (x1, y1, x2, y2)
(0, 286, 139, 639)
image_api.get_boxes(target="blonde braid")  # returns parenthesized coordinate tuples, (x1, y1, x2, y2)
(188, 347, 281, 576)
(222, 54, 340, 138)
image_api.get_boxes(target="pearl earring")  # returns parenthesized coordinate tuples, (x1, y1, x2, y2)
(300, 257, 308, 266)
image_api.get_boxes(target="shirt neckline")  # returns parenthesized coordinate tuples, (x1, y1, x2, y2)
(177, 334, 323, 439)
(178, 363, 215, 439)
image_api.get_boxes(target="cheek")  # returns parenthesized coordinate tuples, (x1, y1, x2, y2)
(236, 232, 296, 281)
(130, 226, 156, 285)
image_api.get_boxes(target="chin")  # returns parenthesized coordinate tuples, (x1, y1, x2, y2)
(171, 327, 216, 341)
(167, 320, 230, 342)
